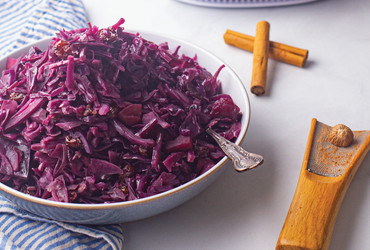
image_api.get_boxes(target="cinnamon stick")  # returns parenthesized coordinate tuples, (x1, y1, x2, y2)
(251, 21, 270, 95)
(224, 29, 308, 68)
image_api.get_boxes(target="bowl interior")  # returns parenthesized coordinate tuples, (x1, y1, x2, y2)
(0, 31, 250, 222)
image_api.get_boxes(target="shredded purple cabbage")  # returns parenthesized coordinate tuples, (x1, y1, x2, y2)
(0, 18, 242, 203)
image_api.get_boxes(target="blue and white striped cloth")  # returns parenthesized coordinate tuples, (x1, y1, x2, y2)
(0, 0, 88, 57)
(0, 1, 124, 249)
(0, 197, 124, 250)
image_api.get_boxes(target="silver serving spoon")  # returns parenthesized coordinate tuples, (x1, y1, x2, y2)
(206, 128, 264, 172)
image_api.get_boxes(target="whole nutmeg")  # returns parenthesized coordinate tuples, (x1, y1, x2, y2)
(328, 124, 354, 147)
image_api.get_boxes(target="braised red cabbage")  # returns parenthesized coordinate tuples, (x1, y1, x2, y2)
(0, 18, 242, 203)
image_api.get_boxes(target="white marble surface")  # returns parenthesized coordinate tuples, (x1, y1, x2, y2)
(81, 0, 370, 249)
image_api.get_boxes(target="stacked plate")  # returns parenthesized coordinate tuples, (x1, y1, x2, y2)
(174, 0, 319, 8)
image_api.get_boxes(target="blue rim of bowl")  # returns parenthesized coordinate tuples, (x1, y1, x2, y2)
(0, 31, 251, 210)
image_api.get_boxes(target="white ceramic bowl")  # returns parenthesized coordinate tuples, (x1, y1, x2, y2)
(174, 0, 320, 8)
(0, 31, 250, 225)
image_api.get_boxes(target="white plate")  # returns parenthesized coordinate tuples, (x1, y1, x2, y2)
(174, 0, 320, 8)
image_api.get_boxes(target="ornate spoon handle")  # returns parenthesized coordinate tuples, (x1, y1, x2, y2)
(206, 128, 264, 172)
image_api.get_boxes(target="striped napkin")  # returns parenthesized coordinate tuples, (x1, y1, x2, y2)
(0, 0, 88, 57)
(0, 197, 124, 250)
(0, 1, 124, 249)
